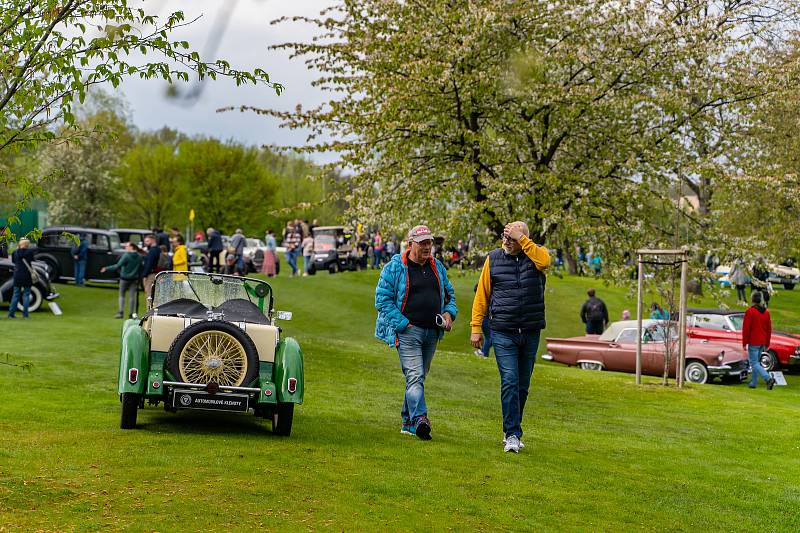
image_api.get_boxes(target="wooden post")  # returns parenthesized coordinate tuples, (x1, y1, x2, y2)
(677, 251, 688, 388)
(636, 254, 644, 385)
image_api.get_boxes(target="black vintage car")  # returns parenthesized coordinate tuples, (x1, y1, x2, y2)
(33, 226, 125, 283)
(110, 228, 151, 248)
(0, 257, 59, 313)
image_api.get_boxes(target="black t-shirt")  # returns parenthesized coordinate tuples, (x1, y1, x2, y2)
(402, 259, 440, 328)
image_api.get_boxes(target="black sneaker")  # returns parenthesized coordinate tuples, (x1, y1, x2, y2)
(414, 415, 432, 440)
(767, 377, 776, 390)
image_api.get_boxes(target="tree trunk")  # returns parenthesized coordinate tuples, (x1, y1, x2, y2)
(563, 241, 577, 275)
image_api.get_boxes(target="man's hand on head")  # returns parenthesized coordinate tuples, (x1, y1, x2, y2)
(504, 224, 524, 241)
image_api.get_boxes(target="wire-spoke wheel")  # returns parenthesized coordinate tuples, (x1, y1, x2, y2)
(579, 362, 603, 371)
(179, 331, 248, 386)
(167, 320, 259, 387)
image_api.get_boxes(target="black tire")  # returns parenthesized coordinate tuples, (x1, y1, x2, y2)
(759, 350, 779, 372)
(166, 320, 259, 386)
(272, 402, 294, 436)
(784, 283, 795, 291)
(17, 285, 42, 313)
(120, 392, 140, 429)
(328, 262, 339, 274)
(684, 361, 709, 384)
(308, 264, 316, 276)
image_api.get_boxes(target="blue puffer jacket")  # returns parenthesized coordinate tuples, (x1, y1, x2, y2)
(375, 250, 457, 346)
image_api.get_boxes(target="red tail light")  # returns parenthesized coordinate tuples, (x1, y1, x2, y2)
(287, 378, 297, 394)
(128, 368, 139, 384)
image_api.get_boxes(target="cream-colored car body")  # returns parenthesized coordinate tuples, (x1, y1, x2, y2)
(145, 315, 279, 363)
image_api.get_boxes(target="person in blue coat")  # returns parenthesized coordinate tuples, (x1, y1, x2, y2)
(70, 233, 89, 286)
(8, 238, 36, 318)
(375, 224, 457, 441)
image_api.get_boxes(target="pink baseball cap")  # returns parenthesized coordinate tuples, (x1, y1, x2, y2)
(407, 225, 434, 243)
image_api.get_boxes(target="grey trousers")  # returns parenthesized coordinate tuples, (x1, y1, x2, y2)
(119, 278, 138, 316)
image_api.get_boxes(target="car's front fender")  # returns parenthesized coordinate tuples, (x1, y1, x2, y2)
(117, 319, 150, 395)
(274, 337, 304, 404)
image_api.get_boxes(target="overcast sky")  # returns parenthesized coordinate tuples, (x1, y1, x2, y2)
(119, 0, 335, 163)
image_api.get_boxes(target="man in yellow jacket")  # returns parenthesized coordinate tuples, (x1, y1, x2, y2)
(470, 221, 550, 453)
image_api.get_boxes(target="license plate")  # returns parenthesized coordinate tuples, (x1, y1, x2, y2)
(172, 390, 249, 412)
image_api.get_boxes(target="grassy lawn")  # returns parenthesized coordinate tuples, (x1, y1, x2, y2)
(1, 267, 799, 531)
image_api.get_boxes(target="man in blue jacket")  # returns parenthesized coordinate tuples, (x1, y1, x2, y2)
(375, 225, 457, 440)
(70, 233, 89, 286)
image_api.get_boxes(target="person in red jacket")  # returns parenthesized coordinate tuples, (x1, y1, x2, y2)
(742, 291, 776, 390)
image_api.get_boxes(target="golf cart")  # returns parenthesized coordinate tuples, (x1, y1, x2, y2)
(309, 226, 358, 274)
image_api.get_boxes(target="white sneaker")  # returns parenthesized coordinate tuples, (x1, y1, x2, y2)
(504, 435, 520, 453)
(502, 436, 525, 449)
(473, 349, 487, 358)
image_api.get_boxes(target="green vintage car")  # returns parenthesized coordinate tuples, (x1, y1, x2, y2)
(117, 271, 304, 435)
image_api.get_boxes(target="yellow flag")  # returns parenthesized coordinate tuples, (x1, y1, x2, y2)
(189, 209, 195, 222)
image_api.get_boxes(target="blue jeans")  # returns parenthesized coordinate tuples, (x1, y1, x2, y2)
(492, 329, 541, 439)
(74, 259, 87, 285)
(8, 286, 31, 318)
(286, 249, 299, 275)
(748, 345, 772, 387)
(303, 255, 312, 274)
(397, 326, 439, 424)
(481, 317, 492, 355)
(373, 250, 383, 269)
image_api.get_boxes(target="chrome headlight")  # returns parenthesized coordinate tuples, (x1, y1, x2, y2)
(717, 351, 724, 363)
(794, 346, 800, 355)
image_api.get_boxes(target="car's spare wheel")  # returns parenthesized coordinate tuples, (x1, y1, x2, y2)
(166, 320, 259, 387)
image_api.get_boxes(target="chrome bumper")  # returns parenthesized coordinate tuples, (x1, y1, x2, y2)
(162, 381, 261, 393)
(707, 364, 748, 377)
(541, 353, 554, 361)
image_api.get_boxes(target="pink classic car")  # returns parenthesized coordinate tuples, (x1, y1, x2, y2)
(543, 320, 750, 384)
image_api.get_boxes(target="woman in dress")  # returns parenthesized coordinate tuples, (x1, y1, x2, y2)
(261, 229, 277, 277)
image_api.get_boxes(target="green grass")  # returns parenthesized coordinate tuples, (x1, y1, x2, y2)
(1, 269, 799, 531)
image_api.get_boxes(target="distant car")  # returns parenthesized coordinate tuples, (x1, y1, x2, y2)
(243, 238, 268, 273)
(715, 263, 799, 290)
(117, 271, 304, 435)
(767, 263, 799, 290)
(543, 319, 750, 384)
(309, 226, 358, 274)
(110, 228, 151, 249)
(188, 235, 229, 271)
(0, 258, 59, 313)
(33, 226, 124, 283)
(687, 308, 800, 371)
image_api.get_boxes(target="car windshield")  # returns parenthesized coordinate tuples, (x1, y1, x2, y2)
(152, 272, 272, 314)
(645, 324, 677, 342)
(314, 234, 336, 252)
(728, 314, 744, 331)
